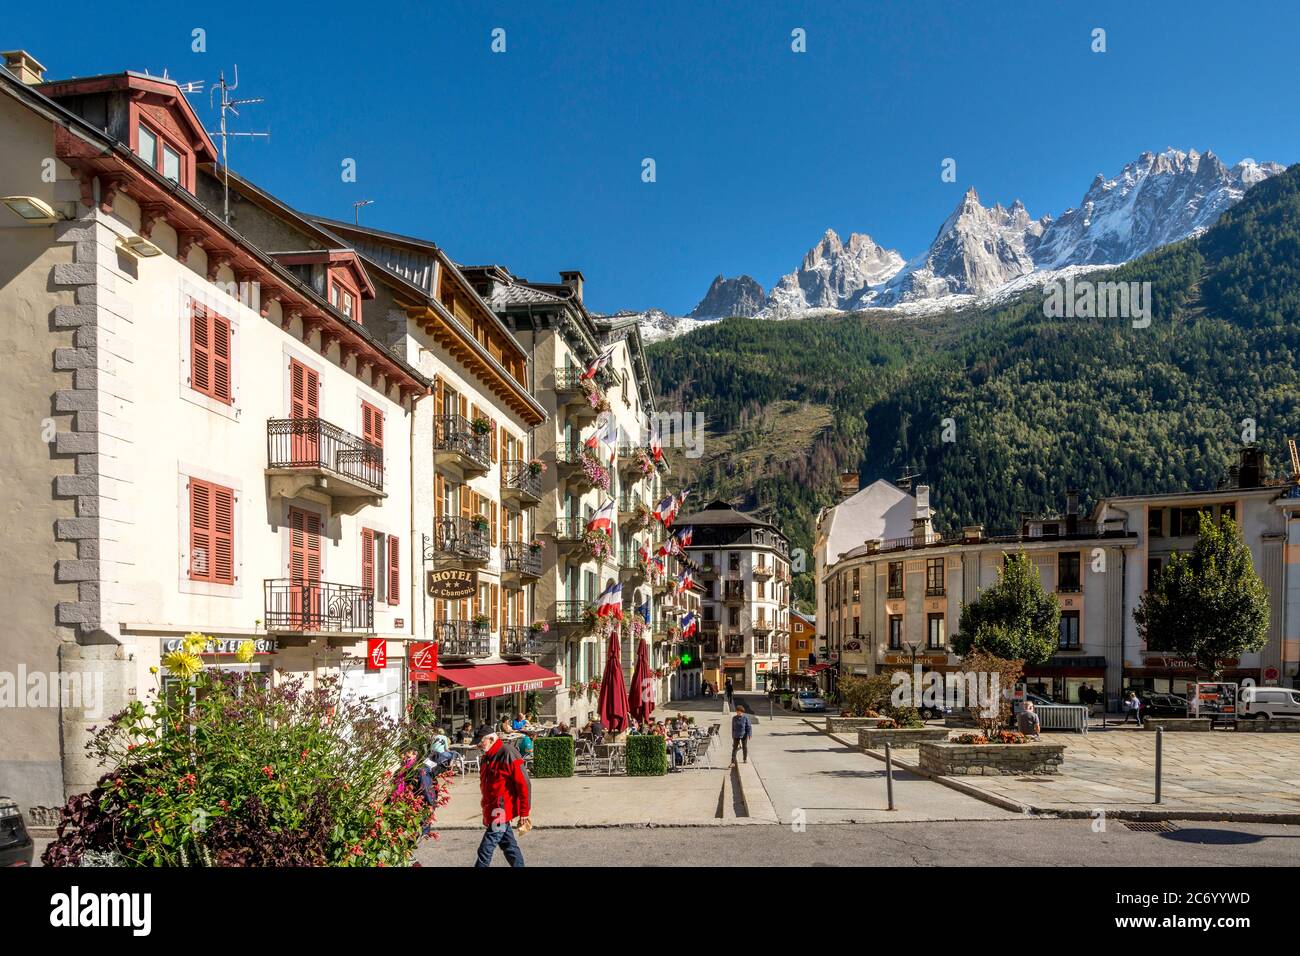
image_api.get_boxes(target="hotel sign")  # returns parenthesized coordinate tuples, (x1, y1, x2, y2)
(428, 568, 477, 600)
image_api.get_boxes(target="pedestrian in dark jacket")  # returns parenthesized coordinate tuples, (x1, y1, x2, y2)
(724, 678, 734, 706)
(475, 732, 531, 867)
(731, 704, 752, 764)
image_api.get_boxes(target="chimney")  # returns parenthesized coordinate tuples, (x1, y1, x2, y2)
(912, 485, 932, 539)
(558, 270, 585, 304)
(1239, 445, 1266, 489)
(838, 471, 859, 501)
(2, 50, 46, 85)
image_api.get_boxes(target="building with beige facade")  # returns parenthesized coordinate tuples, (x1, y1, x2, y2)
(817, 448, 1300, 709)
(0, 58, 429, 810)
(460, 266, 677, 726)
(679, 501, 792, 692)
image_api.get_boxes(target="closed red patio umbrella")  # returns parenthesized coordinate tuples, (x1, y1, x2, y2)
(597, 627, 630, 734)
(628, 636, 655, 724)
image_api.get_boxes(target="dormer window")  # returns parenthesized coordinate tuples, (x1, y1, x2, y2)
(329, 281, 355, 320)
(135, 121, 185, 187)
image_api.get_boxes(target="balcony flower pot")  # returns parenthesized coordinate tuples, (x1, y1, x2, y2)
(473, 615, 490, 629)
(527, 459, 545, 477)
(471, 417, 491, 435)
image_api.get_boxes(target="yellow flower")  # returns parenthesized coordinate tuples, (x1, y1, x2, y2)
(149, 666, 158, 675)
(182, 632, 210, 655)
(161, 650, 203, 679)
(235, 640, 256, 664)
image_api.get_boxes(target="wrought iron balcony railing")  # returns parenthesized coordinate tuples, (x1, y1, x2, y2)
(434, 414, 491, 471)
(263, 579, 374, 633)
(433, 515, 490, 563)
(434, 619, 491, 658)
(501, 459, 543, 503)
(266, 417, 384, 494)
(555, 599, 594, 627)
(503, 542, 543, 578)
(501, 625, 544, 657)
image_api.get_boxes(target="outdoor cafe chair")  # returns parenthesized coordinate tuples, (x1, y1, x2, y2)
(690, 735, 713, 769)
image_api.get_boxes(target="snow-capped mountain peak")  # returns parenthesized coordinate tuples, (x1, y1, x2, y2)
(763, 229, 904, 316)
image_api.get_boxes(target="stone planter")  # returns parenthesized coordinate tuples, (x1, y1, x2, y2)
(918, 741, 1065, 776)
(859, 727, 951, 750)
(1143, 718, 1212, 732)
(825, 716, 892, 733)
(944, 712, 980, 729)
(1236, 718, 1300, 732)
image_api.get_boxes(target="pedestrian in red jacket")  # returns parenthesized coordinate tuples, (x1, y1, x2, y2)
(475, 732, 531, 867)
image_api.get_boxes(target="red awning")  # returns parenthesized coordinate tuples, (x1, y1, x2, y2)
(807, 663, 831, 673)
(438, 662, 562, 700)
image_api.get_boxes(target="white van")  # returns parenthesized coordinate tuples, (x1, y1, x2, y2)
(1239, 686, 1300, 721)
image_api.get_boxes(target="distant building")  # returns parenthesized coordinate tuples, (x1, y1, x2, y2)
(815, 448, 1299, 706)
(789, 610, 817, 672)
(679, 501, 792, 692)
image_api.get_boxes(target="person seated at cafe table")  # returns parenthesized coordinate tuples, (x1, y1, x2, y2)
(455, 722, 475, 744)
(551, 722, 571, 737)
(584, 717, 606, 744)
(516, 730, 535, 758)
(511, 711, 528, 732)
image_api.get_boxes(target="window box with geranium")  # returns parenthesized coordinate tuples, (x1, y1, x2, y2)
(471, 417, 491, 435)
(527, 458, 546, 477)
(579, 448, 610, 491)
(582, 528, 613, 563)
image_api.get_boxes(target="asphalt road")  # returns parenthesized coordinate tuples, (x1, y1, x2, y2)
(418, 819, 1300, 867)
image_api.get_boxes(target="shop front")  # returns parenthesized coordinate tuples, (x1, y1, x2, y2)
(435, 661, 562, 732)
(1022, 656, 1107, 705)
(1124, 656, 1258, 699)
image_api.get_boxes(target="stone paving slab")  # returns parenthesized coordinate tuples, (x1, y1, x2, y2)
(924, 728, 1300, 817)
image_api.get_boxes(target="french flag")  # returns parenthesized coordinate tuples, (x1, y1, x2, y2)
(636, 600, 651, 624)
(638, 540, 652, 564)
(580, 345, 616, 382)
(680, 610, 698, 639)
(677, 568, 694, 592)
(673, 526, 694, 548)
(653, 495, 676, 525)
(596, 581, 623, 619)
(649, 428, 664, 462)
(587, 499, 615, 534)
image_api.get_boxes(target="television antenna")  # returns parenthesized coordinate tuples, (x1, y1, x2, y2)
(208, 65, 269, 224)
(352, 199, 375, 224)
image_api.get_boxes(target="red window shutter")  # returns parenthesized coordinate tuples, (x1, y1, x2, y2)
(212, 484, 235, 584)
(191, 305, 211, 395)
(211, 313, 232, 404)
(189, 478, 211, 580)
(362, 401, 383, 448)
(361, 527, 375, 595)
(190, 477, 234, 584)
(387, 535, 400, 605)
(290, 359, 319, 419)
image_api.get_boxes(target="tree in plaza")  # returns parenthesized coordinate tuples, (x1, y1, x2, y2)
(957, 647, 1024, 737)
(953, 551, 1059, 665)
(1134, 513, 1270, 679)
(837, 672, 895, 716)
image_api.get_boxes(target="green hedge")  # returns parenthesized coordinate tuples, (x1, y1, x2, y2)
(625, 734, 668, 776)
(532, 736, 574, 777)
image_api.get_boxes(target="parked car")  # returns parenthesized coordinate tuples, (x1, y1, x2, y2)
(1140, 693, 1189, 718)
(1240, 686, 1300, 721)
(0, 798, 34, 867)
(918, 702, 952, 720)
(790, 690, 826, 712)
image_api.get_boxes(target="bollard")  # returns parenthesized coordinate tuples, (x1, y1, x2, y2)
(1154, 727, 1163, 804)
(885, 742, 895, 811)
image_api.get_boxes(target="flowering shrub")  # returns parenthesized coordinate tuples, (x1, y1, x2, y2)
(992, 730, 1027, 744)
(41, 666, 450, 867)
(875, 718, 899, 729)
(953, 733, 990, 745)
(636, 449, 654, 476)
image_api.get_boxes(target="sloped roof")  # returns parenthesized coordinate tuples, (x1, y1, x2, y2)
(822, 480, 917, 564)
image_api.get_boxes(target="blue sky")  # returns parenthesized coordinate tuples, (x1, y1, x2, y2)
(10, 0, 1299, 314)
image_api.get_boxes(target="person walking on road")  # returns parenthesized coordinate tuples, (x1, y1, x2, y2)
(724, 677, 734, 708)
(730, 704, 752, 765)
(475, 731, 531, 867)
(1122, 691, 1143, 726)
